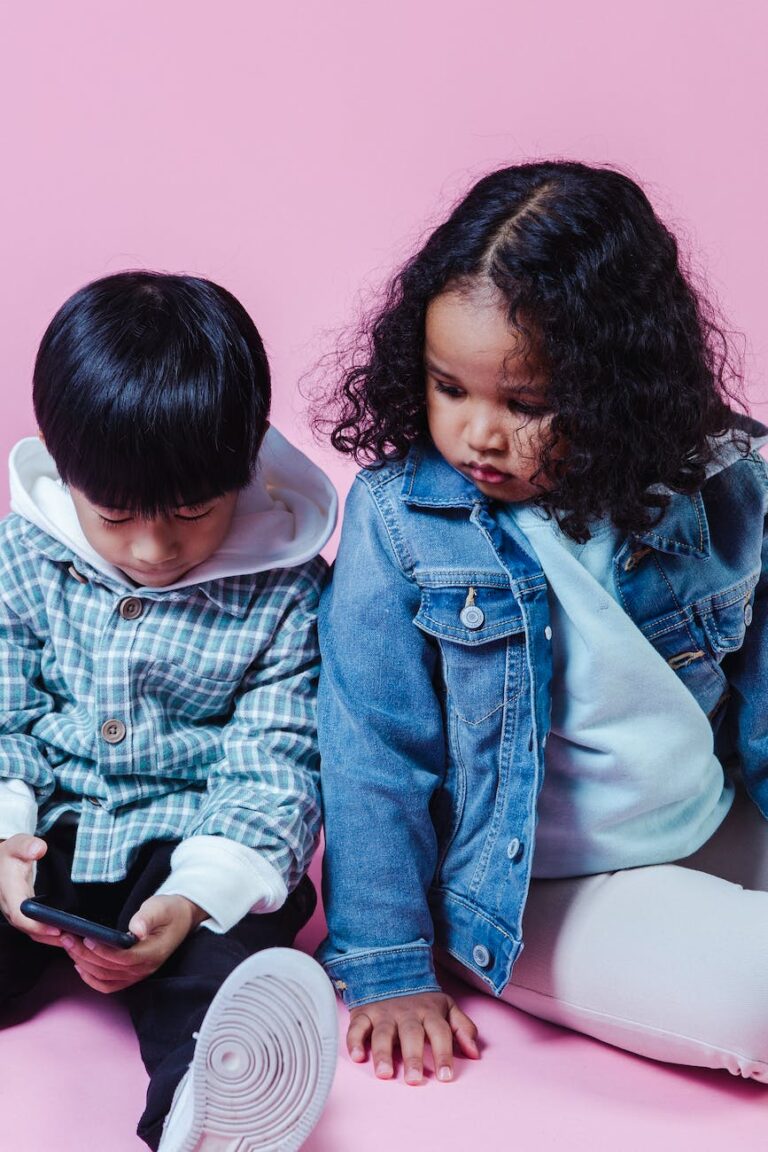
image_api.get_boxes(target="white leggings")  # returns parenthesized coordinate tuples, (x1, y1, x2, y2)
(449, 788, 768, 1081)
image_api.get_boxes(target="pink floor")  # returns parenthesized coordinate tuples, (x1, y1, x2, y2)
(2, 858, 766, 1151)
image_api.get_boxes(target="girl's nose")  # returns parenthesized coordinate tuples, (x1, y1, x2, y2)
(467, 411, 506, 454)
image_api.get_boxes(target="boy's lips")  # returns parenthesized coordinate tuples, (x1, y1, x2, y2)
(466, 462, 512, 485)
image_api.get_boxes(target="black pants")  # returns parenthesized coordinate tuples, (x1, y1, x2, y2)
(0, 823, 316, 1150)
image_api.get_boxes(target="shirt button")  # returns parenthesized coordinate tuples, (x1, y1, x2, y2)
(118, 597, 143, 621)
(472, 944, 491, 968)
(544, 625, 553, 640)
(101, 719, 126, 744)
(87, 796, 101, 806)
(745, 603, 753, 626)
(506, 837, 522, 861)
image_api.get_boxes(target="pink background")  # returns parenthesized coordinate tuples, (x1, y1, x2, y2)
(1, 1, 767, 517)
(1, 3, 768, 1150)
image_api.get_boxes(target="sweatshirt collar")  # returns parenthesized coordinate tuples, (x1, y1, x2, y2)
(15, 520, 258, 616)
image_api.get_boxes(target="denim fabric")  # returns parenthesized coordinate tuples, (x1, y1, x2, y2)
(317, 426, 768, 1007)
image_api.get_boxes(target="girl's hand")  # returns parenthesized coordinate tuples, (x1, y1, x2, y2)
(347, 991, 479, 1084)
(62, 894, 207, 993)
(0, 834, 64, 945)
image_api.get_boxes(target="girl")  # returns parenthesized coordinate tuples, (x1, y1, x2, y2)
(315, 161, 768, 1087)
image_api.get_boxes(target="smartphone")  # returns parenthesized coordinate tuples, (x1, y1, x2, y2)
(20, 899, 137, 949)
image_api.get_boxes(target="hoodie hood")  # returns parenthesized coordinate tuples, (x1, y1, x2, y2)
(9, 426, 337, 591)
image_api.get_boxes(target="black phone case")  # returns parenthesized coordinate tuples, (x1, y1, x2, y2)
(20, 899, 137, 949)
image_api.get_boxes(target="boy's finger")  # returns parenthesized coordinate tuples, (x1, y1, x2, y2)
(397, 1018, 426, 1084)
(370, 1019, 397, 1079)
(73, 965, 137, 994)
(10, 835, 47, 862)
(346, 1013, 372, 1061)
(424, 1014, 456, 1081)
(64, 936, 135, 967)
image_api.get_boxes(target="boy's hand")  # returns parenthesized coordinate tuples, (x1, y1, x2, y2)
(0, 834, 63, 945)
(63, 894, 208, 993)
(347, 991, 480, 1084)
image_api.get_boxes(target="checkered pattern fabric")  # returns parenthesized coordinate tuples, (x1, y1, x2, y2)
(0, 514, 326, 885)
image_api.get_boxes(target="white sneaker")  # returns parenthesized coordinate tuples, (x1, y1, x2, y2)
(157, 948, 338, 1152)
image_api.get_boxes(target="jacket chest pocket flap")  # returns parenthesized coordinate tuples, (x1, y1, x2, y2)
(414, 583, 526, 724)
(695, 579, 757, 657)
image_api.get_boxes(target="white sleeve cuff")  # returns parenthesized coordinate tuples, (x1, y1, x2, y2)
(0, 780, 38, 839)
(154, 835, 289, 934)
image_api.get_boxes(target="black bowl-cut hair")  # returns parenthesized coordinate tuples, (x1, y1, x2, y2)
(33, 271, 271, 516)
(318, 161, 745, 540)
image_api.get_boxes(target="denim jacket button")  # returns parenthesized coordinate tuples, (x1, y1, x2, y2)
(544, 625, 553, 640)
(506, 837, 522, 861)
(745, 603, 754, 626)
(472, 944, 491, 968)
(460, 605, 485, 629)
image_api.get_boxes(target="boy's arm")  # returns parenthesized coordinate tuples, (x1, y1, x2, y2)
(0, 578, 58, 938)
(0, 592, 57, 806)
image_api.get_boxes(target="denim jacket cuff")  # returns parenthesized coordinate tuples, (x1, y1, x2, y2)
(319, 943, 442, 1008)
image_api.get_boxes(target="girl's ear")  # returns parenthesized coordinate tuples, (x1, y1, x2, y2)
(37, 430, 45, 444)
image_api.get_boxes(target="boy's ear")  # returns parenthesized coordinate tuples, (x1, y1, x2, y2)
(37, 430, 45, 444)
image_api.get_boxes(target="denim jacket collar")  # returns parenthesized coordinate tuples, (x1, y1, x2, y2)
(401, 418, 768, 562)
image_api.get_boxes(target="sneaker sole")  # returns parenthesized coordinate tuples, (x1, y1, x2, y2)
(179, 948, 338, 1152)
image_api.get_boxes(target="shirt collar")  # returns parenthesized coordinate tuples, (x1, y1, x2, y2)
(400, 441, 487, 510)
(400, 416, 768, 561)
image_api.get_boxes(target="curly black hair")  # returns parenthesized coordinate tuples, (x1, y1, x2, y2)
(317, 161, 745, 540)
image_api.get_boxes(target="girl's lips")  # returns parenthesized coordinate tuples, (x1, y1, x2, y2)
(467, 463, 512, 485)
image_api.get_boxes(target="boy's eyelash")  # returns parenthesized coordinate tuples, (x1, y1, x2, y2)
(97, 509, 214, 526)
(175, 508, 213, 522)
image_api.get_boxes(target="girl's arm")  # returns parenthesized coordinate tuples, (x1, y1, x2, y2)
(720, 452, 768, 807)
(317, 474, 478, 1080)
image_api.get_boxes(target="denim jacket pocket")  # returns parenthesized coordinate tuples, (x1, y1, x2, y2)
(646, 577, 757, 720)
(695, 579, 757, 655)
(414, 582, 525, 724)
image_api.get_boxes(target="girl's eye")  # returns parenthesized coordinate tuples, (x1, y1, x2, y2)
(506, 396, 551, 417)
(433, 380, 465, 399)
(98, 515, 132, 528)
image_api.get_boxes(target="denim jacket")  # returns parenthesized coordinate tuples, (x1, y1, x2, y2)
(317, 424, 768, 1008)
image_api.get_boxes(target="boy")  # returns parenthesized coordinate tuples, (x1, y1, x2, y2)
(0, 272, 338, 1150)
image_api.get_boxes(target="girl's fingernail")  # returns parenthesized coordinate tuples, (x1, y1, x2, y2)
(375, 1062, 392, 1077)
(438, 1066, 453, 1082)
(83, 938, 96, 950)
(405, 1067, 422, 1084)
(350, 1046, 364, 1060)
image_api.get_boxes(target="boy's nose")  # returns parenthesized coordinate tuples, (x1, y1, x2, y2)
(131, 524, 179, 564)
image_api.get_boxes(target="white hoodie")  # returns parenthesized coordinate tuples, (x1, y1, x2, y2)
(2, 427, 337, 932)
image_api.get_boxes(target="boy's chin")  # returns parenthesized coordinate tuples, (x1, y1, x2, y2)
(119, 563, 192, 587)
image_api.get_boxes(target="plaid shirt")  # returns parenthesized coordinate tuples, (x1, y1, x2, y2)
(0, 513, 326, 885)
